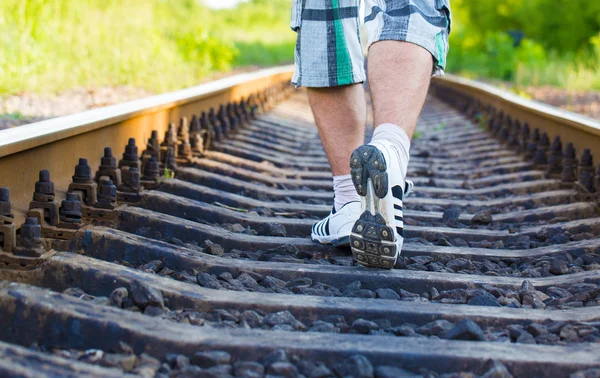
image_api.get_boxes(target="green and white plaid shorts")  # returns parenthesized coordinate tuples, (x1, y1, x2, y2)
(291, 0, 451, 87)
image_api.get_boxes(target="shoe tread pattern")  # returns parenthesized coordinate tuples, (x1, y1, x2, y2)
(350, 211, 397, 269)
(350, 145, 388, 198)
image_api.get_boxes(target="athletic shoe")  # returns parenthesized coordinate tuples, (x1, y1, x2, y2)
(311, 201, 361, 247)
(349, 142, 413, 268)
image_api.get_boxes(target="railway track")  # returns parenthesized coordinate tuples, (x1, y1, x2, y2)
(1, 66, 600, 377)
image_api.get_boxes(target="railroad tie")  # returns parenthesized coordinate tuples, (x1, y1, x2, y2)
(0, 72, 600, 377)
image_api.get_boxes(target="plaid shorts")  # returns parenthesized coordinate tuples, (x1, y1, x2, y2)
(291, 0, 451, 87)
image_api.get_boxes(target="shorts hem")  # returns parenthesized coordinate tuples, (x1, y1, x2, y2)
(292, 73, 367, 88)
(369, 33, 447, 75)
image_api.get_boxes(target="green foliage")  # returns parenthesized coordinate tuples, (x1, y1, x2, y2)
(4, 112, 24, 120)
(3, 0, 597, 94)
(210, 0, 295, 67)
(448, 0, 600, 91)
(454, 0, 600, 53)
(0, 0, 295, 95)
(163, 168, 175, 180)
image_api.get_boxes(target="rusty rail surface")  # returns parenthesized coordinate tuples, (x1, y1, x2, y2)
(1, 67, 600, 377)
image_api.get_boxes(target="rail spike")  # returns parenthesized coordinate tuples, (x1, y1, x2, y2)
(561, 143, 578, 183)
(18, 217, 45, 256)
(238, 99, 249, 124)
(59, 193, 82, 225)
(95, 147, 122, 187)
(227, 102, 239, 131)
(533, 132, 550, 167)
(499, 118, 511, 142)
(501, 116, 513, 141)
(519, 122, 531, 153)
(0, 187, 16, 253)
(96, 179, 118, 210)
(189, 115, 200, 137)
(177, 116, 188, 140)
(118, 139, 142, 196)
(119, 138, 141, 171)
(141, 157, 160, 190)
(596, 162, 600, 196)
(120, 167, 141, 195)
(525, 128, 540, 160)
(0, 187, 13, 221)
(163, 146, 178, 172)
(144, 131, 161, 162)
(161, 122, 178, 148)
(248, 94, 259, 118)
(209, 108, 223, 143)
(29, 170, 60, 226)
(68, 159, 98, 207)
(177, 117, 193, 160)
(218, 105, 231, 137)
(491, 112, 503, 136)
(189, 132, 204, 156)
(545, 136, 563, 177)
(508, 120, 521, 149)
(578, 149, 595, 193)
(198, 111, 211, 152)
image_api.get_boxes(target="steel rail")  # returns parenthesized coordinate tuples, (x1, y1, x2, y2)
(432, 74, 600, 160)
(0, 66, 294, 219)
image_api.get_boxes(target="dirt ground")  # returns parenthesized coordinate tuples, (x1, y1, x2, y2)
(0, 87, 153, 130)
(0, 67, 262, 131)
(524, 86, 600, 120)
(1, 80, 599, 131)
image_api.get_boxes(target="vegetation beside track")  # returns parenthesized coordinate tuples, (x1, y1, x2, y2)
(448, 0, 600, 91)
(0, 0, 295, 95)
(1, 0, 598, 97)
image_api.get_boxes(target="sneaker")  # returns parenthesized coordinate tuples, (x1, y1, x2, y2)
(311, 201, 361, 247)
(349, 142, 413, 268)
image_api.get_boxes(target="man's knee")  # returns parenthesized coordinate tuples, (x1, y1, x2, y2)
(364, 0, 451, 76)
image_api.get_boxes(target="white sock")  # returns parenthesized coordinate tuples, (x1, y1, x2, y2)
(369, 123, 411, 183)
(333, 174, 360, 212)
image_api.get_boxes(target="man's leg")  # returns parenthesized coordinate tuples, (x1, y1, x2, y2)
(306, 85, 366, 177)
(349, 0, 451, 268)
(307, 85, 366, 212)
(291, 0, 367, 246)
(368, 41, 433, 139)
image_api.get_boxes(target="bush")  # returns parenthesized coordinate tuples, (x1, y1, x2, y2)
(0, 0, 295, 95)
(446, 0, 600, 91)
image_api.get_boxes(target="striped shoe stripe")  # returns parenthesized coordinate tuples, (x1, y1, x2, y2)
(313, 220, 322, 236)
(391, 185, 404, 201)
(396, 226, 405, 237)
(318, 219, 325, 236)
(316, 217, 330, 236)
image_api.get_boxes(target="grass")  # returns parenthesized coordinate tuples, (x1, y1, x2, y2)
(446, 1, 600, 92)
(0, 0, 295, 95)
(163, 167, 175, 180)
(3, 112, 24, 120)
(3, 0, 596, 97)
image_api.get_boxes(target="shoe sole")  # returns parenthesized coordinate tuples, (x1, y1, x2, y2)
(349, 145, 398, 269)
(311, 235, 350, 248)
